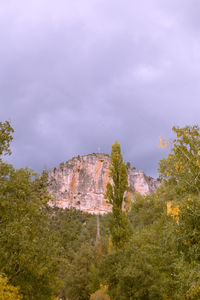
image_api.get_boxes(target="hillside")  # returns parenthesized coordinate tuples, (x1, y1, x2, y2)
(48, 153, 160, 214)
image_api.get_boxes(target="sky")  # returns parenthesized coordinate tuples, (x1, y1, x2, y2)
(1, 0, 200, 178)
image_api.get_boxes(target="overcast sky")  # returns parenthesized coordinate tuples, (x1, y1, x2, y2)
(1, 0, 200, 177)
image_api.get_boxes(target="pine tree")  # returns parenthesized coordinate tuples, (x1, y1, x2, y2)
(105, 141, 130, 249)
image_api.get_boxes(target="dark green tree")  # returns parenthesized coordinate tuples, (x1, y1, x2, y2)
(105, 141, 130, 249)
(0, 167, 61, 299)
(63, 243, 97, 300)
(0, 121, 61, 299)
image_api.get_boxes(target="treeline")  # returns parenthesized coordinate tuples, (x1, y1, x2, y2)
(1, 122, 200, 299)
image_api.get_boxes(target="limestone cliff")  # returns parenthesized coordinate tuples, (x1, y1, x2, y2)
(48, 153, 160, 214)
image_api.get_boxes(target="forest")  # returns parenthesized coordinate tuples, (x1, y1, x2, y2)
(1, 121, 200, 299)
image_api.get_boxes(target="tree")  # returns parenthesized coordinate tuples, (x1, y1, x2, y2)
(101, 190, 179, 300)
(159, 125, 200, 195)
(0, 121, 61, 299)
(63, 243, 97, 300)
(0, 168, 61, 299)
(0, 121, 14, 156)
(158, 125, 200, 298)
(105, 141, 130, 249)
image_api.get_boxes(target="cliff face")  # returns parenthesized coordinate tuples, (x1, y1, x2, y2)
(48, 154, 160, 214)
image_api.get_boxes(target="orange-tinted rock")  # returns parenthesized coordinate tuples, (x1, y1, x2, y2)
(48, 154, 160, 214)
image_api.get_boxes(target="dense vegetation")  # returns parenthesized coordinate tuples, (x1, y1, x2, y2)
(1, 121, 200, 299)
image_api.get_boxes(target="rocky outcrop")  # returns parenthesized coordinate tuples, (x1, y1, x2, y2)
(48, 154, 160, 214)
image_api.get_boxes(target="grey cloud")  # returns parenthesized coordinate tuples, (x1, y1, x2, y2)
(1, 0, 200, 177)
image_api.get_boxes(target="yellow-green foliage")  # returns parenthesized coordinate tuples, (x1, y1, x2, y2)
(90, 286, 110, 300)
(158, 136, 168, 149)
(0, 121, 14, 156)
(0, 274, 22, 300)
(159, 125, 200, 195)
(162, 295, 171, 300)
(167, 201, 179, 219)
(185, 282, 200, 299)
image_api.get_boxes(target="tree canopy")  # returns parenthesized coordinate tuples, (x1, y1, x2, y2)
(159, 125, 200, 195)
(2, 122, 200, 299)
(0, 121, 14, 156)
(105, 141, 130, 249)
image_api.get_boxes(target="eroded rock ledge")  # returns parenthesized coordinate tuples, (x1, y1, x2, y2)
(48, 153, 160, 214)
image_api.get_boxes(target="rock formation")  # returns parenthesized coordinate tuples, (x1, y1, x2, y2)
(48, 153, 160, 214)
